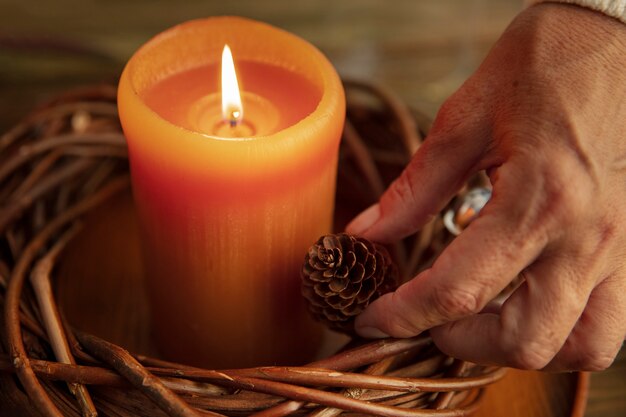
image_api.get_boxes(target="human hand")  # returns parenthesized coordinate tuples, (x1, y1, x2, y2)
(347, 3, 626, 371)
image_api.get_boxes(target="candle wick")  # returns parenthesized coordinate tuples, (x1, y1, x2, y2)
(228, 110, 241, 128)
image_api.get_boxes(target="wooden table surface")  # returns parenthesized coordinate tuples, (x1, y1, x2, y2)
(1, 1, 624, 416)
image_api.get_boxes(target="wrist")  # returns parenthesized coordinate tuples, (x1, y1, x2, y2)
(515, 3, 626, 79)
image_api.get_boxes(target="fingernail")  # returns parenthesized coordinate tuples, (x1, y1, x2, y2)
(346, 204, 380, 235)
(356, 326, 390, 339)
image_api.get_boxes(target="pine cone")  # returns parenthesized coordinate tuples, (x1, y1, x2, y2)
(301, 233, 400, 334)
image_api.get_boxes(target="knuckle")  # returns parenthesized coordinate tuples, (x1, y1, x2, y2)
(430, 284, 481, 320)
(507, 342, 555, 370)
(574, 344, 620, 371)
(540, 163, 592, 227)
(431, 92, 476, 136)
(580, 354, 616, 371)
(543, 180, 576, 223)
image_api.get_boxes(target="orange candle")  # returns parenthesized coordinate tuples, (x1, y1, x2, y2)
(118, 17, 345, 368)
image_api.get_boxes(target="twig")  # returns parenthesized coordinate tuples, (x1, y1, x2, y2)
(433, 360, 470, 410)
(203, 373, 475, 417)
(11, 148, 65, 200)
(0, 132, 124, 184)
(62, 145, 128, 159)
(344, 79, 421, 156)
(406, 219, 436, 275)
(249, 400, 303, 417)
(309, 336, 432, 371)
(252, 337, 433, 416)
(308, 356, 397, 417)
(30, 225, 97, 417)
(171, 366, 506, 393)
(342, 120, 385, 198)
(369, 148, 410, 166)
(0, 355, 264, 406)
(75, 332, 211, 417)
(0, 101, 118, 153)
(0, 158, 96, 233)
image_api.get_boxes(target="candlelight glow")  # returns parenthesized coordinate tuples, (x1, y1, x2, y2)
(221, 44, 243, 126)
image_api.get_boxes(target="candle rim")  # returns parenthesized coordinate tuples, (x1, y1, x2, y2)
(120, 16, 344, 143)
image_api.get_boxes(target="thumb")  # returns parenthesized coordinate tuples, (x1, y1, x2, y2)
(346, 123, 488, 243)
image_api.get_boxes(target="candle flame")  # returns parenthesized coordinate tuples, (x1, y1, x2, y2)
(221, 44, 243, 126)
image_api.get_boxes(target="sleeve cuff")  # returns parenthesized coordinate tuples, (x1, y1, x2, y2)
(525, 0, 626, 24)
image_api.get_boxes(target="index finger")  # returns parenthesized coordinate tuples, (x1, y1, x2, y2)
(355, 159, 550, 338)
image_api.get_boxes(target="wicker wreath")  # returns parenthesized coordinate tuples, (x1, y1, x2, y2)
(0, 80, 502, 417)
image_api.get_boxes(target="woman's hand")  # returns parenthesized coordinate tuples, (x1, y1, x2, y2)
(348, 3, 626, 371)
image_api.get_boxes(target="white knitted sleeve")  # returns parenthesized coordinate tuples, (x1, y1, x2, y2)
(526, 0, 626, 23)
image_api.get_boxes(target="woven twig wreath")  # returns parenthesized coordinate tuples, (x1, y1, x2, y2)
(0, 80, 500, 417)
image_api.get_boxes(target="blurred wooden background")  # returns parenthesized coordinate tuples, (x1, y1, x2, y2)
(0, 0, 522, 130)
(0, 1, 624, 416)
